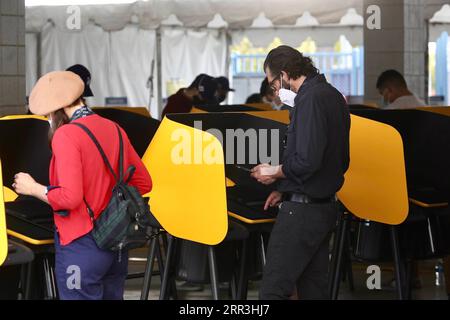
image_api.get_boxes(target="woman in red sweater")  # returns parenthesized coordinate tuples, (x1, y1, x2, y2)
(12, 71, 152, 300)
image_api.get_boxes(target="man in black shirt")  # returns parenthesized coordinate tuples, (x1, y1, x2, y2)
(251, 45, 350, 300)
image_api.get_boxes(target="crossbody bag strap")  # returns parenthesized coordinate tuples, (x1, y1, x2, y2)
(70, 122, 125, 220)
(71, 122, 120, 181)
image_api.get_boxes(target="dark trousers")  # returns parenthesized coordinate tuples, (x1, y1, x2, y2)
(55, 232, 128, 300)
(259, 201, 338, 300)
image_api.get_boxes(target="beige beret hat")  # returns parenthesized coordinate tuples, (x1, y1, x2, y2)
(29, 71, 84, 116)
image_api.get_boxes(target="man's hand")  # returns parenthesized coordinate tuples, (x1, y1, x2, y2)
(13, 173, 43, 197)
(264, 191, 283, 211)
(251, 164, 284, 185)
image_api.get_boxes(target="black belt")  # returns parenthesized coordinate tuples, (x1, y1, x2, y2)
(285, 193, 337, 204)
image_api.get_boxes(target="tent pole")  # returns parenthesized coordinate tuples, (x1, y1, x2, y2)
(225, 29, 232, 104)
(156, 27, 163, 119)
(37, 32, 42, 79)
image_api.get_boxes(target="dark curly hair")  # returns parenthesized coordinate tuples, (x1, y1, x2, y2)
(263, 45, 318, 79)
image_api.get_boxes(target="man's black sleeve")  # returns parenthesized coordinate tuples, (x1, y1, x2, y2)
(281, 93, 328, 185)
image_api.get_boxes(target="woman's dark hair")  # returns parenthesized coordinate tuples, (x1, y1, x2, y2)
(246, 93, 263, 104)
(263, 45, 318, 79)
(260, 78, 274, 97)
(48, 97, 84, 147)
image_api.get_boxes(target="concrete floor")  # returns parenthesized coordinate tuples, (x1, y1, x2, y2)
(124, 248, 449, 300)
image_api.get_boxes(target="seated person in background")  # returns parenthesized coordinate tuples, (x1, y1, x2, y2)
(66, 64, 94, 98)
(161, 74, 218, 118)
(215, 76, 235, 104)
(260, 78, 286, 110)
(246, 93, 263, 104)
(376, 69, 425, 109)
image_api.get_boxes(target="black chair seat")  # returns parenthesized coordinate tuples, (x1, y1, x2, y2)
(2, 241, 34, 267)
(224, 220, 250, 242)
(6, 197, 53, 222)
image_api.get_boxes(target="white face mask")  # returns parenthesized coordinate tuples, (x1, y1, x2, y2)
(278, 76, 296, 107)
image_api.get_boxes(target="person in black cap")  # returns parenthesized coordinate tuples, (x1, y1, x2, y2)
(66, 64, 94, 97)
(215, 76, 234, 104)
(161, 74, 218, 118)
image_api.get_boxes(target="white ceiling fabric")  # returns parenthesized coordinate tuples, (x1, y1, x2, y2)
(26, 0, 365, 32)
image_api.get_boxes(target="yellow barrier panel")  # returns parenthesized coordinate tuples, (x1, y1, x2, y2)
(1, 162, 8, 265)
(245, 103, 273, 111)
(3, 187, 18, 202)
(245, 110, 290, 124)
(142, 117, 228, 245)
(190, 107, 208, 114)
(416, 106, 450, 117)
(0, 115, 47, 121)
(92, 106, 151, 118)
(338, 115, 409, 225)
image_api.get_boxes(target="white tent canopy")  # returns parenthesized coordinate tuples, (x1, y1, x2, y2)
(26, 0, 365, 32)
(25, 1, 450, 118)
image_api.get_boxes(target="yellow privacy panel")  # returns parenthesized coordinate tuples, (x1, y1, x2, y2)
(1, 162, 8, 266)
(142, 118, 228, 245)
(416, 106, 450, 117)
(338, 115, 408, 225)
(3, 187, 18, 202)
(191, 107, 208, 114)
(0, 115, 47, 121)
(226, 178, 236, 187)
(245, 110, 290, 124)
(92, 106, 151, 118)
(245, 103, 273, 111)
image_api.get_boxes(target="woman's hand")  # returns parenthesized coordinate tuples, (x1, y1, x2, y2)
(13, 173, 44, 197)
(264, 191, 283, 211)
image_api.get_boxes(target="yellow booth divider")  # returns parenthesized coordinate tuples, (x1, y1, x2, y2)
(191, 107, 290, 124)
(93, 106, 151, 118)
(1, 161, 8, 265)
(337, 115, 409, 225)
(1, 115, 47, 203)
(141, 117, 228, 246)
(416, 106, 450, 117)
(3, 187, 18, 202)
(244, 103, 273, 111)
(0, 115, 47, 121)
(190, 107, 208, 114)
(244, 110, 290, 124)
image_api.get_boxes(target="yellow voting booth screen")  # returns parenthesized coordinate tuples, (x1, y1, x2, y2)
(142, 117, 228, 245)
(338, 115, 409, 225)
(1, 161, 8, 265)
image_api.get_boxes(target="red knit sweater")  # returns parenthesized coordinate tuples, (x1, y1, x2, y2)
(47, 114, 152, 245)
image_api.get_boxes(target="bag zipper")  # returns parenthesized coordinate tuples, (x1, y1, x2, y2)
(118, 243, 123, 263)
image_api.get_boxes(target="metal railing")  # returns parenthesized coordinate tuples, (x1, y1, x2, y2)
(231, 48, 364, 96)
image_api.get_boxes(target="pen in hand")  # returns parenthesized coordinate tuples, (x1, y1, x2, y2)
(236, 165, 252, 172)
